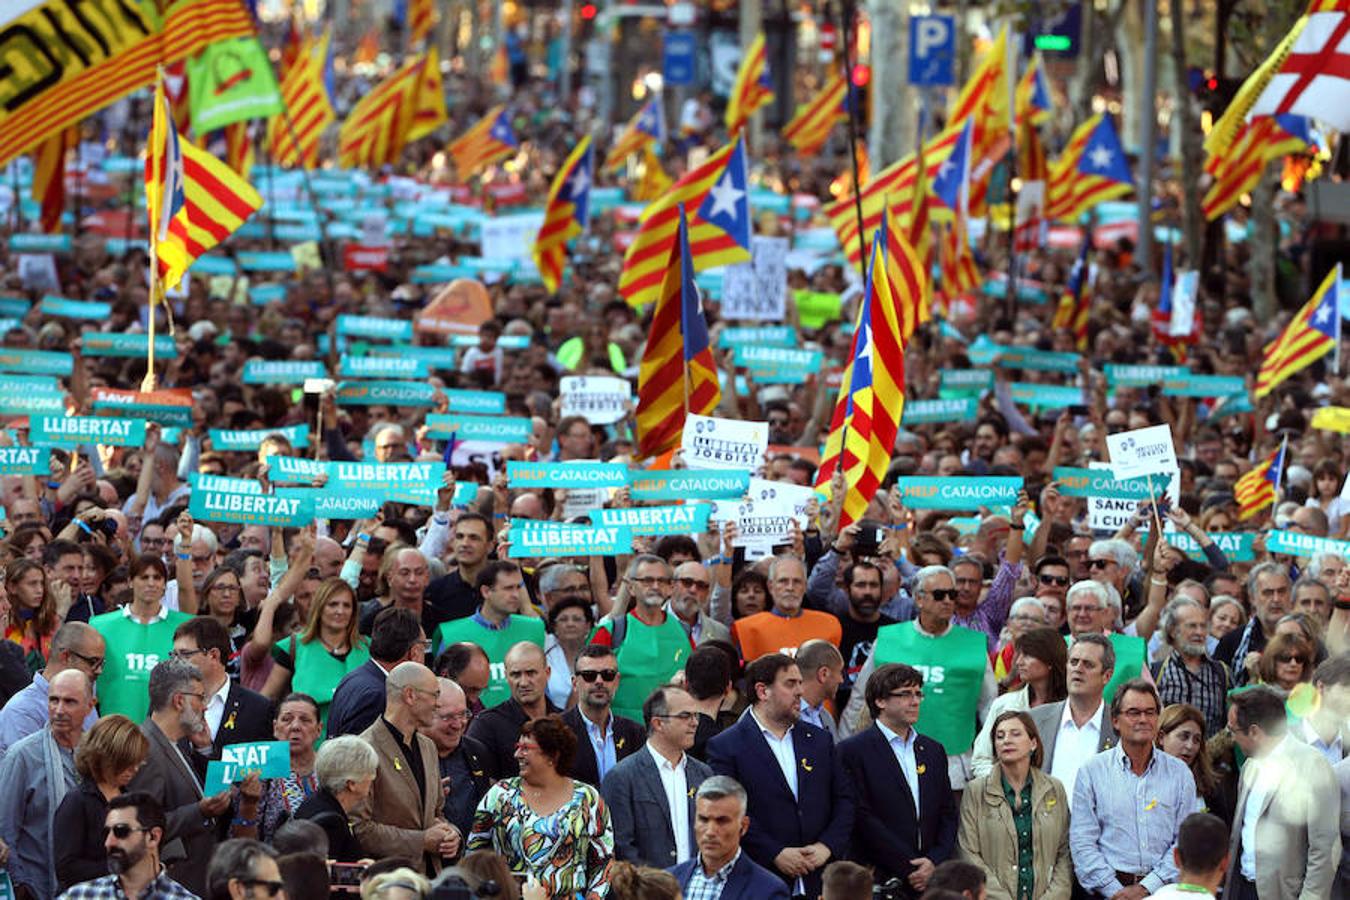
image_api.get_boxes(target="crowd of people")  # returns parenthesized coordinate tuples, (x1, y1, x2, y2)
(1, 19, 1349, 900)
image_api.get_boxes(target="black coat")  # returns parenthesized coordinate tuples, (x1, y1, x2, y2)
(465, 697, 562, 781)
(0, 640, 30, 708)
(295, 787, 365, 862)
(325, 660, 388, 738)
(53, 779, 111, 892)
(560, 706, 646, 788)
(439, 734, 494, 837)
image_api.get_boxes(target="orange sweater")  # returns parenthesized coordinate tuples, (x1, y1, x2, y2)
(732, 609, 843, 662)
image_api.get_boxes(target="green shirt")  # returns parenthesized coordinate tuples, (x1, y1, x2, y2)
(871, 621, 988, 755)
(604, 613, 691, 722)
(434, 614, 545, 709)
(91, 606, 193, 722)
(1002, 774, 1035, 900)
(278, 633, 371, 722)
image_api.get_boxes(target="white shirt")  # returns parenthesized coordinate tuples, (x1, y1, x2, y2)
(1301, 717, 1344, 766)
(876, 721, 920, 812)
(1240, 735, 1290, 880)
(203, 676, 231, 741)
(750, 709, 799, 800)
(1050, 699, 1105, 811)
(646, 742, 693, 863)
(1146, 885, 1215, 899)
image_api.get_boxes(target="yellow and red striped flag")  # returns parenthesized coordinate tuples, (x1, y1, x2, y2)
(1046, 114, 1133, 222)
(815, 219, 909, 527)
(604, 98, 665, 172)
(1052, 239, 1093, 351)
(902, 136, 934, 322)
(447, 105, 519, 179)
(633, 144, 672, 202)
(938, 219, 980, 315)
(337, 51, 444, 170)
(407, 0, 436, 46)
(782, 73, 850, 157)
(1256, 264, 1342, 398)
(946, 25, 1013, 215)
(884, 201, 926, 343)
(636, 206, 722, 458)
(532, 136, 594, 293)
(269, 29, 335, 169)
(1202, 115, 1310, 221)
(725, 33, 774, 133)
(1015, 55, 1052, 125)
(1234, 437, 1287, 520)
(222, 122, 254, 178)
(31, 129, 72, 234)
(619, 136, 752, 308)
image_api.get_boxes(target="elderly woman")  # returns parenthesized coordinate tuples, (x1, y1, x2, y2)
(361, 868, 430, 900)
(1152, 597, 1230, 738)
(467, 715, 613, 898)
(231, 693, 324, 842)
(53, 714, 150, 892)
(973, 628, 1067, 778)
(958, 710, 1071, 899)
(1257, 632, 1316, 692)
(992, 597, 1049, 686)
(295, 733, 378, 862)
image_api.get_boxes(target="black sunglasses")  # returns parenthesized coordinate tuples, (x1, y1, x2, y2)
(1038, 574, 1070, 587)
(577, 669, 618, 683)
(102, 824, 150, 840)
(242, 879, 285, 897)
(1087, 558, 1113, 570)
(924, 588, 958, 602)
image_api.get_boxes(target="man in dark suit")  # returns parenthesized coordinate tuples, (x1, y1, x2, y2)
(466, 642, 560, 779)
(562, 645, 644, 787)
(706, 652, 853, 898)
(668, 775, 790, 900)
(327, 607, 426, 738)
(838, 662, 956, 897)
(602, 683, 712, 867)
(128, 658, 233, 896)
(170, 617, 272, 781)
(423, 677, 493, 838)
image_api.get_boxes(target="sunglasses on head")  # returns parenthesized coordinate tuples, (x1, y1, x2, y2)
(925, 588, 958, 602)
(577, 669, 618, 683)
(1038, 574, 1070, 587)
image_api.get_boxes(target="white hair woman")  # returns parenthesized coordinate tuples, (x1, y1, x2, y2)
(294, 734, 378, 861)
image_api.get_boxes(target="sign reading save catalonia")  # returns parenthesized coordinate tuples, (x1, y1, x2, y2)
(30, 416, 145, 446)
(893, 476, 1023, 510)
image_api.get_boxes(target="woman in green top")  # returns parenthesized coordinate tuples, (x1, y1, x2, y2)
(958, 710, 1072, 900)
(262, 578, 370, 723)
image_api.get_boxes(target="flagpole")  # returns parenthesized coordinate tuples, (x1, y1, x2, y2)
(1335, 263, 1344, 375)
(836, 0, 868, 284)
(10, 160, 23, 232)
(260, 128, 276, 250)
(145, 69, 163, 394)
(71, 137, 83, 239)
(1005, 130, 1019, 322)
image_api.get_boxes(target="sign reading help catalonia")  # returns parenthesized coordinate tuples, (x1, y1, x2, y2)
(506, 461, 631, 489)
(893, 476, 1023, 510)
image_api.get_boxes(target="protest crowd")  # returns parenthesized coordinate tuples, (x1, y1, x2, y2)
(1, 2, 1350, 900)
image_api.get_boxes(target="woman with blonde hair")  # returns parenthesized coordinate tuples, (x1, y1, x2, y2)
(262, 577, 370, 725)
(1155, 704, 1224, 824)
(361, 867, 429, 900)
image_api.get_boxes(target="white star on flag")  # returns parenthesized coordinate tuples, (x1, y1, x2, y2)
(938, 157, 956, 180)
(1314, 302, 1332, 326)
(706, 175, 744, 220)
(567, 165, 590, 198)
(857, 324, 875, 366)
(1088, 145, 1114, 170)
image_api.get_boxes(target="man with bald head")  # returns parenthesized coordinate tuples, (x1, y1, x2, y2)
(0, 669, 95, 898)
(423, 678, 491, 838)
(312, 536, 346, 580)
(0, 621, 103, 753)
(670, 561, 730, 645)
(466, 641, 561, 779)
(354, 662, 459, 877)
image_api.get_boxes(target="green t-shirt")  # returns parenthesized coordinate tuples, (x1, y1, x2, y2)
(434, 614, 545, 710)
(605, 613, 691, 722)
(91, 607, 193, 722)
(1104, 633, 1146, 705)
(872, 620, 988, 755)
(277, 633, 371, 720)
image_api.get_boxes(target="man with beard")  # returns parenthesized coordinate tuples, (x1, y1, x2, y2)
(835, 561, 896, 711)
(669, 561, 730, 646)
(59, 793, 197, 899)
(128, 658, 234, 897)
(561, 645, 645, 787)
(1154, 598, 1230, 737)
(594, 555, 693, 722)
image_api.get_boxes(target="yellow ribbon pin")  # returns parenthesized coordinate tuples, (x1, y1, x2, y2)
(224, 712, 237, 731)
(394, 757, 403, 771)
(800, 758, 813, 772)
(1046, 797, 1057, 809)
(616, 738, 624, 749)
(917, 763, 926, 775)
(1144, 799, 1158, 811)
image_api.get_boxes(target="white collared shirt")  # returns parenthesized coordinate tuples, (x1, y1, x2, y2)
(1050, 699, 1104, 811)
(646, 742, 693, 863)
(749, 709, 798, 799)
(203, 677, 231, 742)
(1240, 735, 1290, 880)
(1301, 717, 1344, 766)
(876, 720, 920, 812)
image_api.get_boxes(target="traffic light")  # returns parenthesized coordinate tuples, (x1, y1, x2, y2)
(580, 3, 596, 19)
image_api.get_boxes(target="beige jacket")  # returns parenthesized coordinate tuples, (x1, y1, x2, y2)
(958, 767, 1072, 900)
(351, 718, 448, 876)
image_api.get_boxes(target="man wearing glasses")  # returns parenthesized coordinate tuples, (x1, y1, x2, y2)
(561, 645, 645, 787)
(594, 555, 693, 722)
(58, 793, 198, 899)
(669, 561, 730, 646)
(205, 838, 287, 900)
(0, 621, 103, 754)
(424, 678, 491, 839)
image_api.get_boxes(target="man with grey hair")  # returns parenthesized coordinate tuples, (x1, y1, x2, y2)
(595, 554, 693, 721)
(667, 775, 791, 899)
(734, 555, 842, 662)
(128, 657, 233, 896)
(840, 565, 996, 791)
(423, 678, 491, 838)
(1216, 561, 1291, 686)
(124, 437, 190, 530)
(1307, 551, 1345, 589)
(1088, 537, 1144, 619)
(669, 560, 730, 645)
(1292, 575, 1333, 627)
(1154, 597, 1230, 737)
(1029, 634, 1118, 811)
(354, 661, 458, 876)
(371, 423, 408, 463)
(206, 838, 286, 900)
(1066, 579, 1148, 704)
(0, 621, 103, 753)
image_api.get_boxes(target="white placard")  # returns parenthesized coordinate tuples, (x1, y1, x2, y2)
(1106, 424, 1178, 482)
(681, 414, 769, 471)
(17, 254, 59, 293)
(560, 375, 631, 425)
(711, 478, 814, 548)
(450, 439, 507, 480)
(721, 236, 788, 321)
(1168, 270, 1199, 337)
(563, 486, 610, 520)
(480, 212, 546, 261)
(361, 212, 390, 248)
(1087, 461, 1180, 531)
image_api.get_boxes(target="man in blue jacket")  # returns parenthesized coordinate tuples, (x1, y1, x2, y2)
(668, 776, 789, 900)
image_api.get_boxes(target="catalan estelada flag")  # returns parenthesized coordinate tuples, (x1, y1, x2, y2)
(32, 129, 71, 234)
(815, 219, 908, 527)
(405, 0, 436, 46)
(604, 98, 665, 172)
(946, 24, 1013, 215)
(337, 51, 445, 170)
(447, 105, 519, 179)
(1256, 263, 1342, 398)
(898, 135, 934, 322)
(884, 200, 927, 343)
(146, 71, 262, 292)
(1053, 238, 1092, 351)
(532, 136, 594, 293)
(619, 135, 751, 308)
(633, 144, 672, 203)
(1016, 56, 1052, 125)
(1013, 118, 1048, 254)
(635, 206, 722, 458)
(269, 29, 336, 169)
(938, 218, 980, 314)
(1046, 114, 1133, 222)
(782, 73, 850, 157)
(1202, 115, 1309, 221)
(1235, 436, 1287, 520)
(725, 33, 774, 133)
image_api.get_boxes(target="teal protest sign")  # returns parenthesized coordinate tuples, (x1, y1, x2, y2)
(0, 297, 31, 317)
(338, 355, 429, 379)
(335, 315, 413, 341)
(450, 334, 530, 350)
(734, 346, 824, 384)
(1009, 383, 1084, 409)
(718, 326, 798, 348)
(1053, 467, 1172, 501)
(92, 401, 192, 428)
(39, 295, 110, 319)
(1162, 375, 1246, 398)
(189, 474, 263, 494)
(191, 487, 315, 527)
(425, 414, 532, 443)
(204, 741, 291, 795)
(0, 446, 50, 475)
(1265, 530, 1350, 559)
(0, 393, 65, 416)
(1105, 364, 1189, 388)
(190, 256, 238, 276)
(894, 476, 1023, 510)
(507, 461, 631, 489)
(1165, 530, 1257, 563)
(0, 348, 73, 375)
(993, 347, 1081, 373)
(209, 424, 310, 452)
(369, 344, 462, 370)
(248, 284, 288, 306)
(0, 374, 60, 392)
(30, 415, 145, 446)
(939, 369, 993, 392)
(330, 461, 445, 504)
(509, 524, 634, 558)
(1210, 394, 1253, 419)
(267, 456, 332, 484)
(237, 252, 297, 272)
(631, 470, 751, 501)
(9, 234, 71, 253)
(242, 360, 327, 385)
(443, 390, 507, 415)
(81, 333, 178, 358)
(901, 397, 979, 425)
(276, 488, 382, 520)
(335, 381, 437, 407)
(597, 504, 712, 536)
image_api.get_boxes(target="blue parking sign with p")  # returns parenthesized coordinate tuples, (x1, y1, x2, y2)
(909, 14, 955, 86)
(663, 32, 697, 87)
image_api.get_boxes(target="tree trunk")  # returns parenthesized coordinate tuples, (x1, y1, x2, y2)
(1249, 167, 1278, 322)
(1169, 0, 1204, 266)
(867, 0, 914, 170)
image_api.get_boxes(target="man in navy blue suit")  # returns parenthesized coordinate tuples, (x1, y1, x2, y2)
(667, 775, 790, 900)
(838, 662, 957, 898)
(706, 653, 853, 899)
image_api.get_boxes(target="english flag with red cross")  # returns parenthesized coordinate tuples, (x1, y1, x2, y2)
(1250, 0, 1350, 131)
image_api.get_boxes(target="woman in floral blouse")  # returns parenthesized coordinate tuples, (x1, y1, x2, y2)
(230, 693, 323, 842)
(468, 714, 613, 898)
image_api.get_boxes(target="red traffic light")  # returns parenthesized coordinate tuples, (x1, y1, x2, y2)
(1206, 77, 1218, 90)
(580, 3, 597, 18)
(851, 64, 870, 87)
